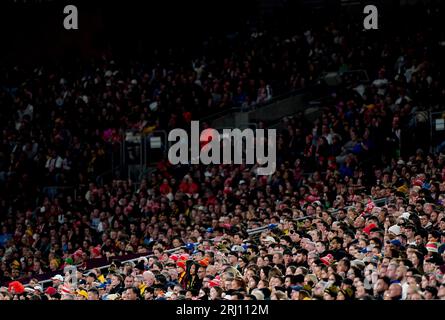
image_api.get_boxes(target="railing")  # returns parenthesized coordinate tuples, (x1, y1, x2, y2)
(35, 245, 189, 288)
(373, 197, 389, 207)
(31, 221, 282, 288)
(200, 86, 312, 127)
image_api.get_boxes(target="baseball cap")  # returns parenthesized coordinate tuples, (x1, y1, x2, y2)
(51, 274, 64, 282)
(33, 285, 43, 293)
(263, 236, 276, 243)
(390, 239, 402, 247)
(44, 286, 57, 296)
(388, 225, 401, 236)
(231, 245, 245, 253)
(290, 285, 303, 292)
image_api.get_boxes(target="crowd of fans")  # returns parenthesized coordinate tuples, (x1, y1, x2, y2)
(1, 2, 445, 300)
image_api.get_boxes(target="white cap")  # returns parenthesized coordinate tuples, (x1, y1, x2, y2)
(34, 285, 43, 292)
(263, 236, 276, 243)
(388, 225, 401, 236)
(51, 274, 64, 282)
(401, 212, 411, 220)
(231, 245, 245, 253)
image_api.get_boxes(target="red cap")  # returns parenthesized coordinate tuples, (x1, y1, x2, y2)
(170, 254, 179, 262)
(45, 286, 57, 296)
(363, 223, 377, 235)
(198, 258, 209, 267)
(178, 254, 189, 261)
(74, 249, 83, 257)
(320, 254, 334, 266)
(208, 276, 221, 288)
(91, 247, 101, 256)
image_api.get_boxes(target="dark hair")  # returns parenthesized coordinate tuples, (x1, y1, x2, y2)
(340, 258, 351, 269)
(200, 287, 210, 296)
(155, 274, 167, 285)
(259, 287, 271, 299)
(285, 275, 296, 285)
(210, 286, 223, 298)
(281, 236, 292, 244)
(350, 267, 362, 278)
(430, 230, 441, 240)
(239, 256, 249, 265)
(370, 237, 382, 247)
(342, 278, 353, 286)
(332, 273, 343, 286)
(379, 276, 391, 287)
(231, 291, 245, 300)
(274, 263, 286, 275)
(127, 286, 141, 299)
(294, 274, 305, 284)
(411, 250, 424, 267)
(425, 286, 438, 298)
(332, 236, 343, 246)
(400, 259, 413, 268)
(188, 289, 199, 297)
(260, 266, 272, 279)
(153, 261, 164, 270)
(144, 287, 155, 295)
(249, 275, 260, 286)
(88, 288, 99, 296)
(316, 240, 327, 248)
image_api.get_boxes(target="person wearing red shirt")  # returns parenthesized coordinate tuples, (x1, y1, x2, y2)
(159, 179, 172, 195)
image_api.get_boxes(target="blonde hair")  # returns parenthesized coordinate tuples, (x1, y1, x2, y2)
(273, 290, 289, 300)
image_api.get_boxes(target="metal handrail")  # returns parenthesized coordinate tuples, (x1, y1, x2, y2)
(33, 222, 274, 287)
(35, 245, 192, 287)
(200, 87, 311, 126)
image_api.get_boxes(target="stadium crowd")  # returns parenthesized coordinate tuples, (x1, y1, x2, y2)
(1, 2, 445, 300)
